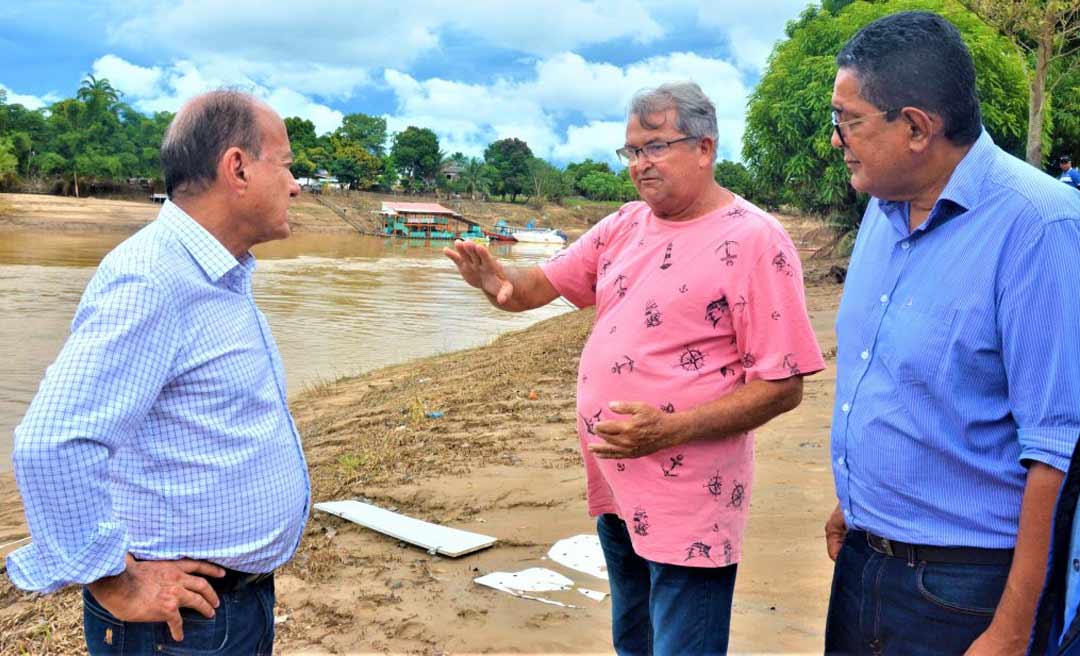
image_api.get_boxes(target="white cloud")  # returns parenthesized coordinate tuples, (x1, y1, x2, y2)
(0, 83, 60, 110)
(384, 51, 750, 164)
(91, 55, 162, 97)
(694, 0, 806, 73)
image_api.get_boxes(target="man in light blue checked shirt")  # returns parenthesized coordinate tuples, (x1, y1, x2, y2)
(7, 90, 310, 655)
(822, 12, 1080, 655)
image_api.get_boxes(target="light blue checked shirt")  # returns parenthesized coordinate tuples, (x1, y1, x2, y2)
(7, 201, 310, 593)
(833, 130, 1080, 548)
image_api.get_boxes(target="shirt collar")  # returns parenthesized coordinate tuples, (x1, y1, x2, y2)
(157, 200, 252, 284)
(877, 129, 995, 234)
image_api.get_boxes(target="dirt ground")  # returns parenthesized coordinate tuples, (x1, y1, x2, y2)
(0, 199, 846, 655)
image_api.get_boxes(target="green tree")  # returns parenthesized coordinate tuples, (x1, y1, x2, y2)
(745, 0, 1031, 227)
(0, 137, 18, 187)
(390, 126, 440, 190)
(578, 170, 637, 201)
(960, 0, 1079, 165)
(331, 143, 383, 190)
(484, 137, 533, 202)
(336, 113, 387, 156)
(457, 157, 491, 200)
(284, 117, 318, 151)
(565, 158, 614, 195)
(713, 160, 756, 200)
(527, 157, 572, 207)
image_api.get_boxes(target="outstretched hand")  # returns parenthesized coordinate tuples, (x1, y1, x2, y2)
(87, 555, 226, 642)
(444, 241, 514, 306)
(588, 401, 679, 459)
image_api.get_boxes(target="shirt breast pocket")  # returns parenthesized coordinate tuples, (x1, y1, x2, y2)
(877, 303, 957, 390)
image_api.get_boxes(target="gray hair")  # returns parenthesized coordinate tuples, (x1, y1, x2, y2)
(160, 89, 263, 197)
(628, 81, 719, 161)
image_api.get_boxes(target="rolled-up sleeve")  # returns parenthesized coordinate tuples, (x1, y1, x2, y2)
(999, 218, 1080, 473)
(538, 214, 617, 309)
(7, 269, 179, 593)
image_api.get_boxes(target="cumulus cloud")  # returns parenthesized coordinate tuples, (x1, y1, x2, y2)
(384, 51, 750, 164)
(694, 0, 806, 73)
(0, 84, 59, 110)
(91, 55, 163, 97)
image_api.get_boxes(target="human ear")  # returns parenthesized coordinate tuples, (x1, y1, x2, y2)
(220, 147, 248, 192)
(902, 108, 935, 153)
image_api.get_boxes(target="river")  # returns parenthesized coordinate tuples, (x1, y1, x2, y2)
(0, 229, 573, 472)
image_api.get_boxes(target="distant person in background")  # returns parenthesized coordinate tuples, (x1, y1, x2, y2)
(823, 11, 1080, 655)
(1059, 155, 1080, 189)
(7, 90, 309, 655)
(445, 81, 824, 655)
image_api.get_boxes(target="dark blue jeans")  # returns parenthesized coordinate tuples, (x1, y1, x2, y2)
(825, 531, 1010, 655)
(596, 513, 738, 656)
(83, 576, 275, 655)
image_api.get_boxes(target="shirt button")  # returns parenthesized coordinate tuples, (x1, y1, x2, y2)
(1074, 558, 1079, 572)
(880, 294, 889, 304)
(861, 350, 869, 360)
(841, 403, 851, 413)
(837, 456, 846, 467)
(901, 241, 911, 250)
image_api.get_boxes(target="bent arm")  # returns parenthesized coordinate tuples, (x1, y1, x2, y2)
(7, 272, 178, 593)
(481, 264, 560, 312)
(668, 376, 803, 444)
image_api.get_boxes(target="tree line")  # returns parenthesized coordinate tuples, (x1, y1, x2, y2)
(1, 0, 1075, 222)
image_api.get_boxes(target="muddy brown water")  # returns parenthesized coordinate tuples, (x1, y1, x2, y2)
(0, 230, 572, 471)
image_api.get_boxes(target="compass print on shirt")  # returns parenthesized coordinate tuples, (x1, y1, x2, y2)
(704, 471, 723, 499)
(677, 345, 707, 373)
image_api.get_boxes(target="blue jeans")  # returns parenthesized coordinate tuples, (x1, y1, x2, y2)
(596, 513, 738, 656)
(825, 531, 1010, 655)
(83, 576, 275, 655)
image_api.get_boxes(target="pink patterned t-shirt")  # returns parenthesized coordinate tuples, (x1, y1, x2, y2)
(539, 197, 825, 567)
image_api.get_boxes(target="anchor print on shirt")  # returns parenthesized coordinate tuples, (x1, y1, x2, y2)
(725, 206, 749, 219)
(782, 353, 800, 375)
(685, 542, 717, 564)
(611, 355, 635, 375)
(613, 274, 629, 299)
(599, 258, 613, 278)
(580, 409, 603, 435)
(715, 240, 739, 266)
(645, 300, 663, 328)
(660, 242, 674, 270)
(662, 454, 685, 477)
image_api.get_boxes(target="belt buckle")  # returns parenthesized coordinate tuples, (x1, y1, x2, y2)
(870, 534, 895, 557)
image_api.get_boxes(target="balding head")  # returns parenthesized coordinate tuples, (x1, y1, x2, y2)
(161, 90, 268, 198)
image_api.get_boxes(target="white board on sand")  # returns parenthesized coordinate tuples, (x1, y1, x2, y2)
(315, 500, 497, 557)
(547, 534, 608, 580)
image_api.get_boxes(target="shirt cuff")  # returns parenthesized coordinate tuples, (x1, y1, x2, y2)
(5, 522, 129, 594)
(1018, 426, 1077, 474)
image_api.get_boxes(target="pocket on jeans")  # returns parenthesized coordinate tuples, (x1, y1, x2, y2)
(156, 601, 230, 655)
(83, 588, 126, 653)
(915, 561, 1008, 616)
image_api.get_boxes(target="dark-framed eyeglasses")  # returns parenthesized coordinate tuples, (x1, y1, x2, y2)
(832, 108, 900, 147)
(616, 136, 700, 166)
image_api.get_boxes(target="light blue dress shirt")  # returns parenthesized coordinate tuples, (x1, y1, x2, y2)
(832, 130, 1080, 548)
(7, 201, 311, 593)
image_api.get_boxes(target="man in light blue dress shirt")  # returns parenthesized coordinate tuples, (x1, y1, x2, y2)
(7, 90, 310, 654)
(821, 12, 1080, 655)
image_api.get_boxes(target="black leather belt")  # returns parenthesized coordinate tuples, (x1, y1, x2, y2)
(205, 567, 274, 594)
(866, 532, 1013, 565)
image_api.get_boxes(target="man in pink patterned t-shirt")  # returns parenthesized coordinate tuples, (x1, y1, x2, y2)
(446, 82, 823, 655)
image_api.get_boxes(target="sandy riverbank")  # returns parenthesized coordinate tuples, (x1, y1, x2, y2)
(0, 200, 846, 654)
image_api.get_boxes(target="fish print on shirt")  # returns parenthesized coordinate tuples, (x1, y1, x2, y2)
(705, 297, 730, 329)
(685, 542, 717, 564)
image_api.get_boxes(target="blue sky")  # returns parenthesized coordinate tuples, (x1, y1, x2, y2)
(0, 1, 814, 165)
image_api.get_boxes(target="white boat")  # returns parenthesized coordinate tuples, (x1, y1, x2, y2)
(512, 228, 567, 245)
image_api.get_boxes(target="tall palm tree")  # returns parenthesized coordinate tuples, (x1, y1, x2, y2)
(77, 75, 121, 119)
(458, 157, 490, 201)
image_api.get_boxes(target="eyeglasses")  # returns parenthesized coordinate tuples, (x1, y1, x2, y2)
(832, 108, 900, 147)
(616, 136, 699, 166)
